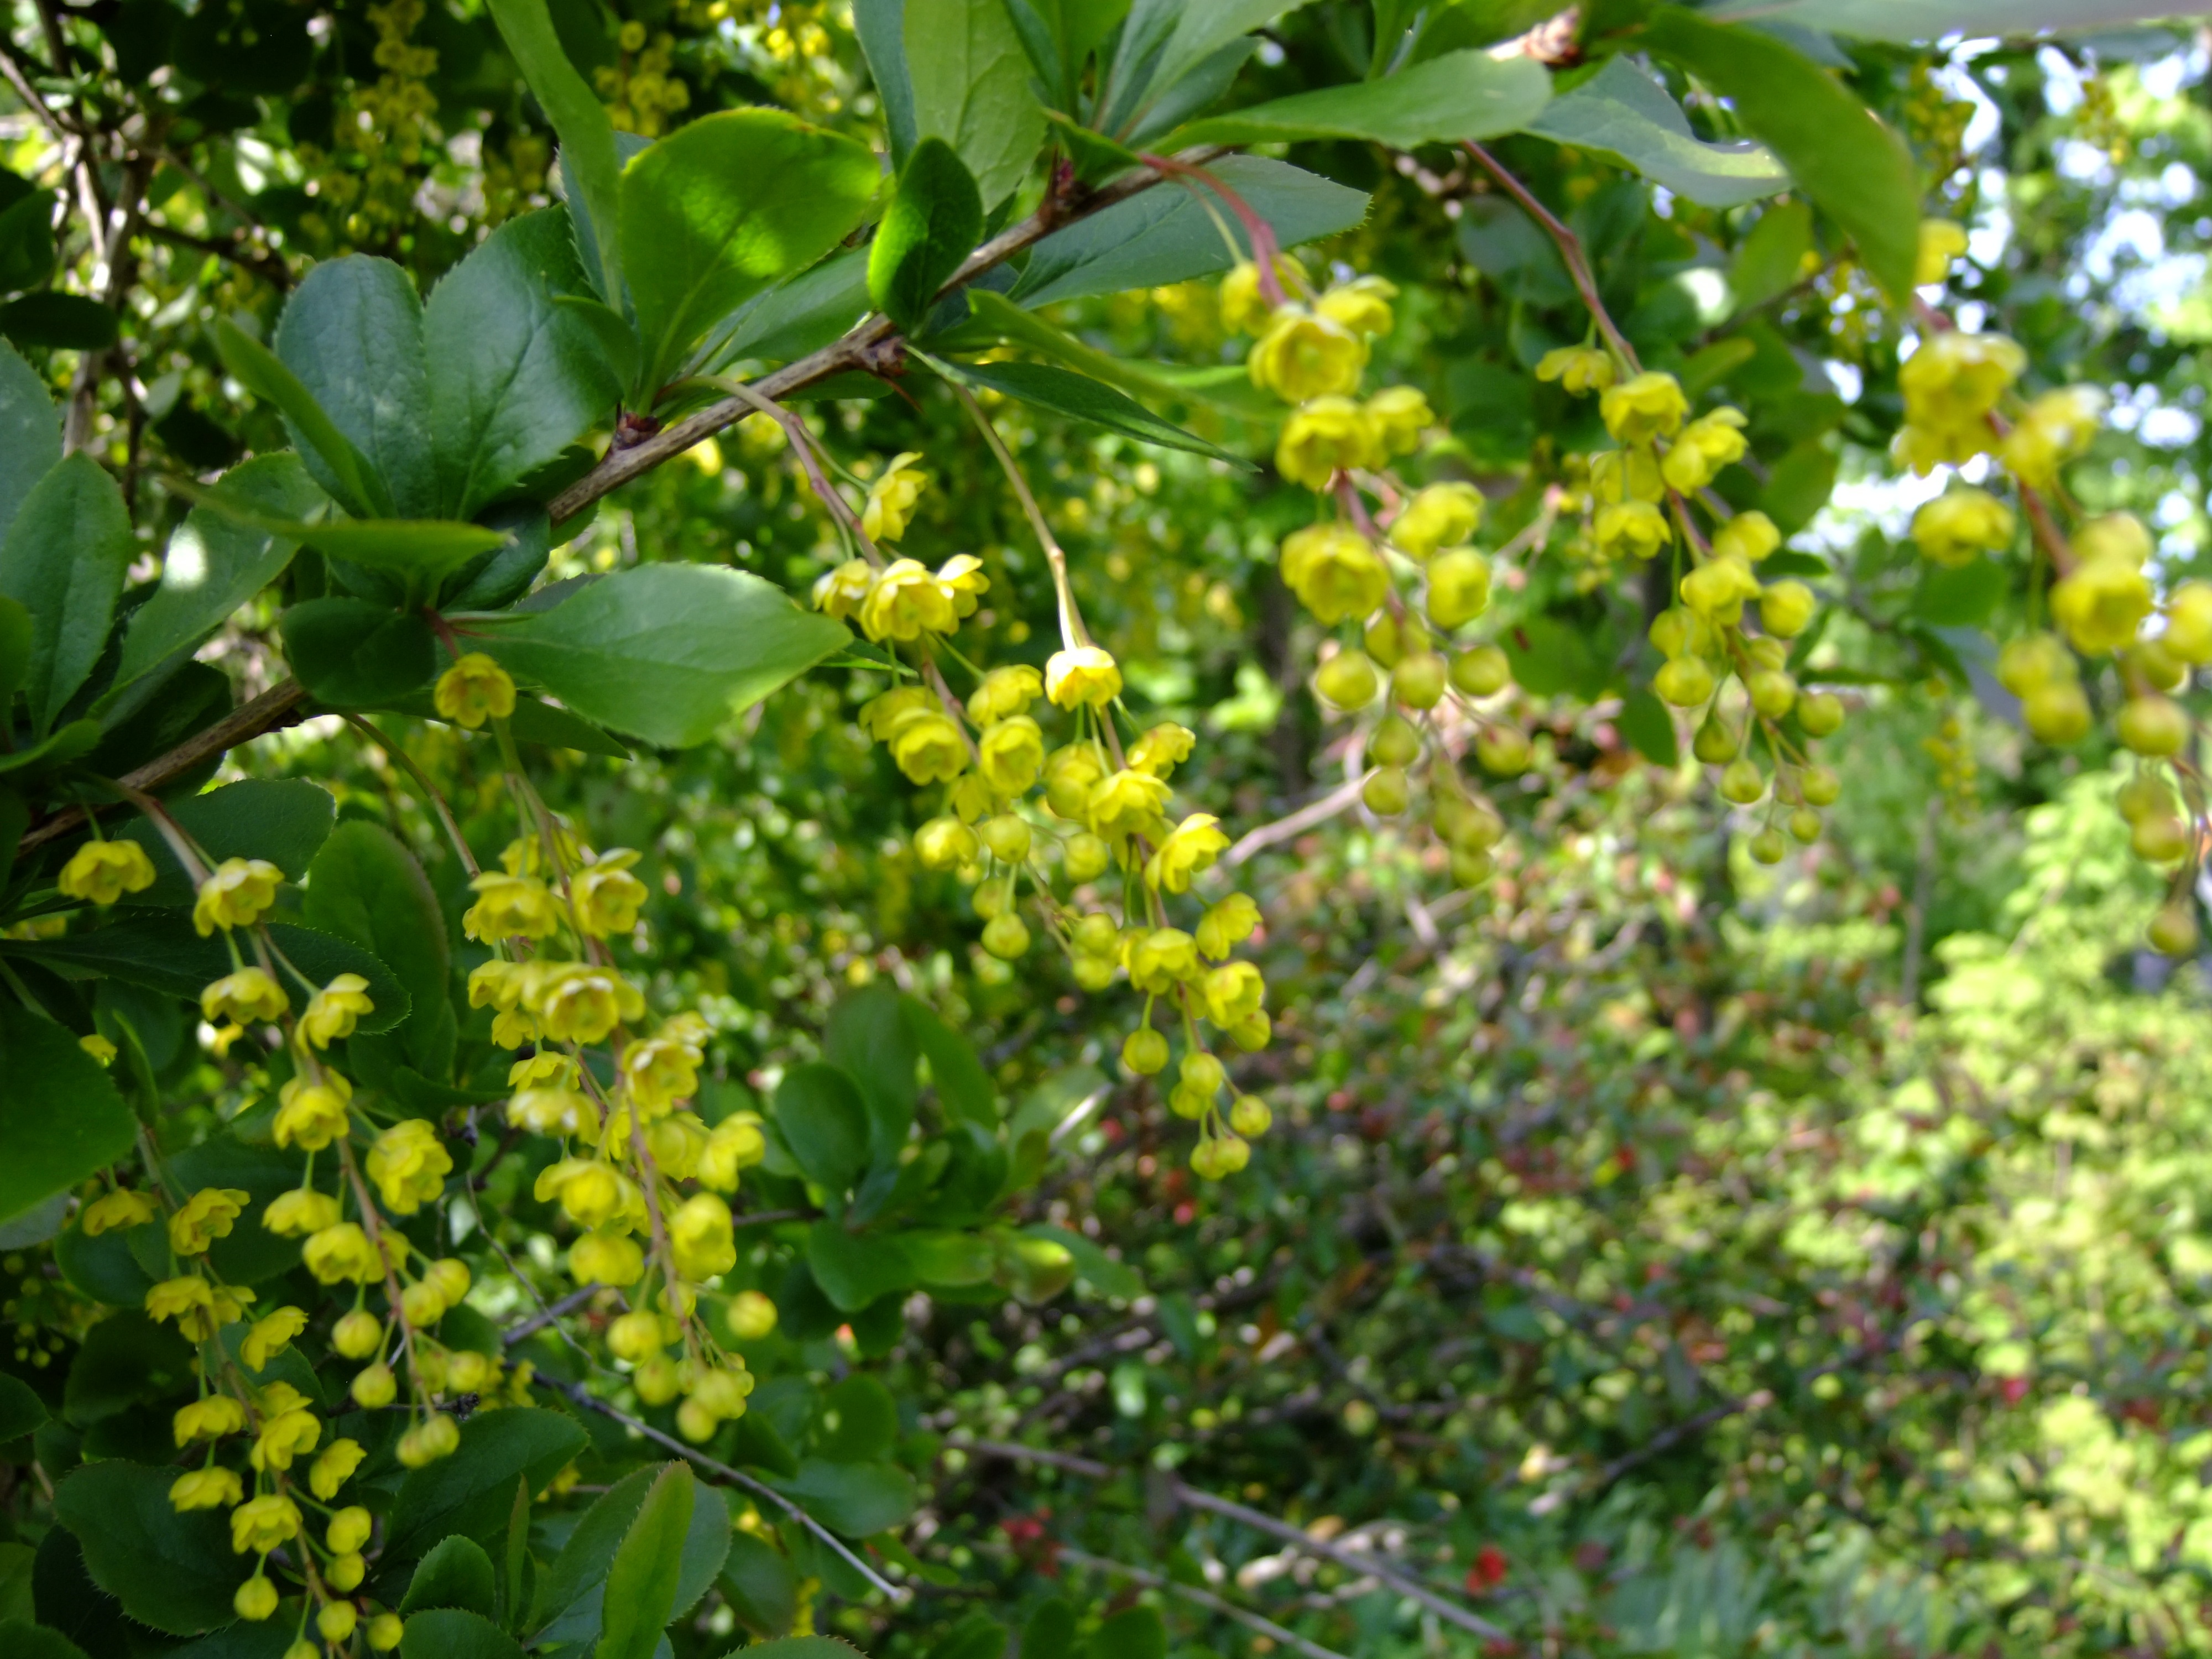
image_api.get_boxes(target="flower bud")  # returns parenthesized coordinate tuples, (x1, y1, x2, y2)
(635, 1355, 683, 1405)
(2118, 695, 2188, 757)
(1799, 765, 1841, 807)
(608, 1310, 664, 1363)
(1746, 670, 1796, 719)
(1229, 1095, 1272, 1136)
(2023, 681, 2093, 744)
(2150, 903, 2200, 957)
(1426, 549, 1492, 629)
(1796, 691, 1845, 738)
(1449, 847, 1495, 886)
(1392, 651, 1447, 709)
(2164, 582, 2212, 664)
(1749, 828, 1788, 865)
(1063, 832, 1112, 882)
(979, 815, 1032, 863)
(369, 1613, 405, 1651)
(1759, 580, 1816, 639)
(983, 914, 1031, 959)
(1474, 727, 1531, 776)
(2119, 773, 2171, 824)
(1363, 612, 1407, 669)
(1653, 658, 1714, 708)
(1370, 715, 1421, 768)
(2132, 813, 2189, 864)
(915, 816, 981, 872)
(1363, 766, 1410, 816)
(1314, 649, 1379, 709)
(1692, 713, 1739, 764)
(333, 1310, 384, 1360)
(1719, 758, 1766, 805)
(1788, 808, 1823, 844)
(234, 1577, 279, 1622)
(328, 1552, 366, 1593)
(1449, 646, 1510, 698)
(727, 1290, 779, 1341)
(319, 1603, 359, 1644)
(2126, 637, 2186, 692)
(351, 1363, 397, 1409)
(1121, 1028, 1168, 1077)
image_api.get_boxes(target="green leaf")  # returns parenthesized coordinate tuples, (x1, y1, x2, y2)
(1729, 200, 1814, 316)
(0, 294, 117, 350)
(388, 687, 633, 757)
(0, 718, 98, 779)
(1914, 556, 2005, 627)
(281, 597, 439, 707)
(1022, 1598, 1079, 1659)
(1527, 57, 1788, 208)
(807, 1220, 915, 1311)
(717, 1528, 798, 1637)
(0, 452, 134, 736)
(815, 1375, 898, 1462)
(930, 1614, 1008, 1659)
(714, 1641, 864, 1659)
(905, 998, 994, 1126)
(1171, 49, 1549, 148)
(211, 318, 392, 521)
(401, 1609, 528, 1659)
(825, 981, 920, 1144)
(1702, 0, 2177, 38)
(477, 564, 848, 748)
(0, 1003, 136, 1229)
(0, 1620, 87, 1659)
(0, 190, 57, 292)
(931, 356, 1248, 464)
(596, 1464, 695, 1659)
(54, 1218, 155, 1306)
(1643, 7, 1920, 303)
(712, 249, 871, 369)
(905, 1227, 996, 1286)
(1087, 1606, 1166, 1659)
(65, 1310, 194, 1421)
(1103, 0, 1317, 135)
(535, 1463, 728, 1647)
(427, 208, 620, 519)
(1618, 686, 1681, 766)
(53, 1462, 251, 1635)
(1013, 155, 1367, 306)
(401, 1536, 499, 1619)
(556, 295, 642, 392)
(2, 917, 410, 1033)
(768, 1458, 919, 1537)
(773, 1063, 872, 1193)
(273, 255, 438, 517)
(619, 110, 879, 400)
(387, 1408, 590, 1564)
(114, 455, 322, 696)
(852, 0, 917, 163)
(1761, 438, 1838, 532)
(0, 1373, 46, 1441)
(489, 0, 625, 305)
(905, 0, 1044, 211)
(868, 139, 984, 335)
(0, 339, 59, 544)
(503, 1478, 532, 1635)
(304, 821, 453, 1076)
(114, 777, 337, 906)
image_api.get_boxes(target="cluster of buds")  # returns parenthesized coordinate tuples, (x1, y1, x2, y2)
(810, 424, 1276, 1178)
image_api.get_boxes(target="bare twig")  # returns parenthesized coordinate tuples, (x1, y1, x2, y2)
(1464, 142, 1638, 371)
(502, 1284, 598, 1347)
(1224, 777, 1368, 867)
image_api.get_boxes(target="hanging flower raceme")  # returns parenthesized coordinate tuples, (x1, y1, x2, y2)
(59, 838, 157, 905)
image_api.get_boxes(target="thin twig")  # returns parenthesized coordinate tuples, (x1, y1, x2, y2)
(1224, 777, 1368, 867)
(1051, 1542, 1353, 1659)
(535, 1373, 912, 1605)
(1463, 142, 1637, 371)
(502, 1283, 598, 1347)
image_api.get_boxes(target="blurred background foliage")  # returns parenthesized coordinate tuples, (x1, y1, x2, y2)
(9, 0, 2212, 1654)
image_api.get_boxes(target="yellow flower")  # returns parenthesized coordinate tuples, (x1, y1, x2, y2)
(201, 966, 288, 1026)
(2163, 582, 2212, 664)
(1202, 961, 1266, 1027)
(1911, 487, 2016, 567)
(468, 958, 529, 1011)
(886, 708, 968, 784)
(862, 452, 927, 542)
(727, 1288, 779, 1340)
(80, 1032, 117, 1065)
(966, 664, 1042, 724)
(251, 1407, 321, 1472)
(1196, 893, 1260, 961)
(1389, 483, 1484, 560)
(1712, 511, 1781, 565)
(311, 1438, 367, 1500)
(146, 1275, 251, 1340)
(914, 815, 979, 871)
(1598, 372, 1688, 445)
(463, 871, 563, 942)
(572, 1229, 646, 1286)
(573, 849, 648, 937)
(536, 1158, 634, 1228)
(303, 1223, 383, 1285)
(669, 1192, 736, 1281)
(82, 1188, 159, 1235)
(1658, 407, 1747, 493)
(1679, 555, 1762, 624)
(1914, 217, 1969, 285)
(174, 1394, 248, 1446)
(648, 1113, 708, 1181)
(192, 858, 284, 936)
(533, 962, 646, 1044)
(1275, 396, 1377, 491)
(700, 1113, 768, 1191)
(1219, 258, 1300, 333)
(298, 973, 374, 1048)
(1144, 815, 1228, 894)
(1128, 723, 1196, 778)
(812, 558, 873, 620)
(1365, 387, 1431, 458)
(858, 685, 933, 740)
(327, 1504, 373, 1553)
(273, 1074, 353, 1152)
(432, 653, 517, 729)
(2051, 554, 2153, 655)
(2077, 512, 2150, 566)
(935, 555, 989, 618)
(1128, 928, 1199, 994)
(492, 1008, 541, 1049)
(1279, 524, 1388, 625)
(1084, 769, 1173, 842)
(1999, 385, 2104, 490)
(1045, 646, 1122, 710)
(1897, 329, 2023, 430)
(1891, 420, 1983, 477)
(1589, 446, 1665, 505)
(507, 1083, 591, 1134)
(622, 1037, 700, 1116)
(1042, 742, 1106, 818)
(1426, 549, 1491, 630)
(242, 1306, 308, 1370)
(1594, 500, 1671, 562)
(170, 1467, 243, 1512)
(858, 557, 958, 641)
(59, 839, 158, 906)
(169, 1188, 249, 1256)
(1248, 306, 1368, 403)
(1315, 274, 1396, 339)
(231, 1494, 302, 1555)
(367, 1119, 452, 1215)
(1535, 346, 1616, 395)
